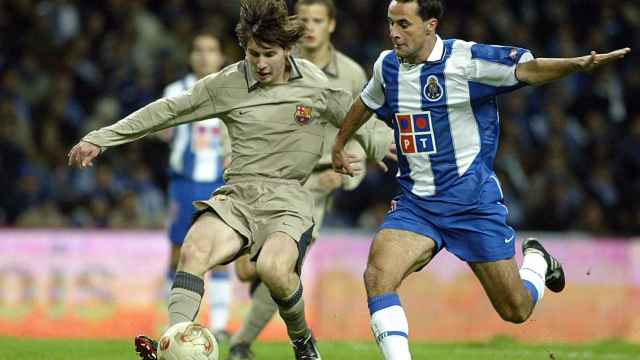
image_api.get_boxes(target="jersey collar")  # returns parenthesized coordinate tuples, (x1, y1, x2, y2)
(292, 45, 339, 78)
(426, 35, 444, 63)
(322, 45, 339, 78)
(243, 56, 304, 92)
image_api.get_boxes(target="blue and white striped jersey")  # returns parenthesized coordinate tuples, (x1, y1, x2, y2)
(163, 74, 225, 183)
(361, 35, 533, 207)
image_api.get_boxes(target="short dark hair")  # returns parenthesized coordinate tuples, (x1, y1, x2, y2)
(236, 0, 306, 49)
(396, 0, 444, 21)
(190, 30, 221, 52)
(295, 0, 337, 20)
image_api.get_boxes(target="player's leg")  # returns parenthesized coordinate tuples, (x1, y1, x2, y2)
(469, 257, 536, 323)
(187, 180, 234, 341)
(136, 211, 245, 360)
(234, 253, 258, 282)
(366, 196, 444, 360)
(256, 230, 320, 358)
(447, 178, 564, 324)
(227, 281, 274, 360)
(230, 189, 326, 359)
(171, 211, 245, 325)
(208, 265, 232, 342)
(366, 228, 438, 360)
(228, 256, 277, 360)
(469, 240, 565, 323)
(166, 178, 191, 297)
(469, 238, 565, 323)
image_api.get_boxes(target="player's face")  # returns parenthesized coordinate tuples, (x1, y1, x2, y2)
(388, 1, 437, 62)
(298, 4, 335, 50)
(246, 39, 291, 85)
(190, 35, 225, 78)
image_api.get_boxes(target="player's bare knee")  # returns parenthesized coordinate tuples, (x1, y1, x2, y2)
(498, 295, 532, 324)
(178, 241, 208, 276)
(255, 254, 292, 284)
(364, 263, 399, 296)
(235, 269, 255, 282)
(235, 258, 257, 282)
(499, 308, 529, 324)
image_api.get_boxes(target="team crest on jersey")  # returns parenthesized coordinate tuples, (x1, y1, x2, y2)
(395, 112, 438, 155)
(294, 104, 312, 125)
(423, 75, 443, 102)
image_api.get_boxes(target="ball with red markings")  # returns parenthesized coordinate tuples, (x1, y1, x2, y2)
(158, 322, 219, 360)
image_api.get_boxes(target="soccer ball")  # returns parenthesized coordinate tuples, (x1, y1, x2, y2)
(157, 322, 219, 360)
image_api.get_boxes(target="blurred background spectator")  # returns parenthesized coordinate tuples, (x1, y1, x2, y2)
(1, 0, 638, 234)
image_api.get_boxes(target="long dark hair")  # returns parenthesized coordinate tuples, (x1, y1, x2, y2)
(236, 0, 306, 49)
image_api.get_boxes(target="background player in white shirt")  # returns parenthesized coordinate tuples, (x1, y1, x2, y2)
(161, 31, 233, 342)
(332, 1, 631, 359)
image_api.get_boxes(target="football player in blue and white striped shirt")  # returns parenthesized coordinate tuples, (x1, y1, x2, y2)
(332, 1, 630, 358)
(161, 31, 232, 342)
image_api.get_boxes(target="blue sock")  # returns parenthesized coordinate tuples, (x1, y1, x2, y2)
(210, 271, 230, 280)
(522, 280, 539, 305)
(167, 269, 177, 282)
(368, 292, 402, 315)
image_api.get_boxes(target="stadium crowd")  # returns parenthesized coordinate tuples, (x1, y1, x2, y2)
(1, 0, 638, 234)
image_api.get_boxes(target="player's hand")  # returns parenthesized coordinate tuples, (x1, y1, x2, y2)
(332, 145, 363, 177)
(580, 48, 631, 71)
(376, 142, 398, 173)
(68, 141, 101, 169)
(332, 143, 350, 176)
(317, 169, 344, 192)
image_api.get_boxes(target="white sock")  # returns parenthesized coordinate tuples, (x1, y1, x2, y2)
(208, 272, 232, 332)
(519, 251, 547, 304)
(369, 293, 411, 360)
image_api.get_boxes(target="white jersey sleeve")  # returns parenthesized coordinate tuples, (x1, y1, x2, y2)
(464, 41, 534, 89)
(360, 50, 392, 111)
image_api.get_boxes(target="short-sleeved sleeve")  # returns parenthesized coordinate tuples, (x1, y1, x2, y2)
(360, 51, 389, 113)
(466, 43, 534, 98)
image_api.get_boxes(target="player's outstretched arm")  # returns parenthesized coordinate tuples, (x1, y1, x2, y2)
(516, 47, 631, 86)
(68, 77, 218, 169)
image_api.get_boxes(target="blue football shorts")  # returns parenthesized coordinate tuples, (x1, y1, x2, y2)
(168, 176, 224, 246)
(379, 178, 516, 263)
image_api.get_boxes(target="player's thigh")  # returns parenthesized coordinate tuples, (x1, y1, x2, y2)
(365, 229, 438, 296)
(234, 254, 257, 282)
(179, 211, 245, 274)
(468, 258, 531, 314)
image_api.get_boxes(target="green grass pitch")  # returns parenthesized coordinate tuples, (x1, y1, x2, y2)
(0, 337, 638, 359)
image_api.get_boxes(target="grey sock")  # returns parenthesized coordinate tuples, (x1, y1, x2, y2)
(231, 282, 278, 346)
(272, 282, 310, 340)
(168, 271, 204, 326)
